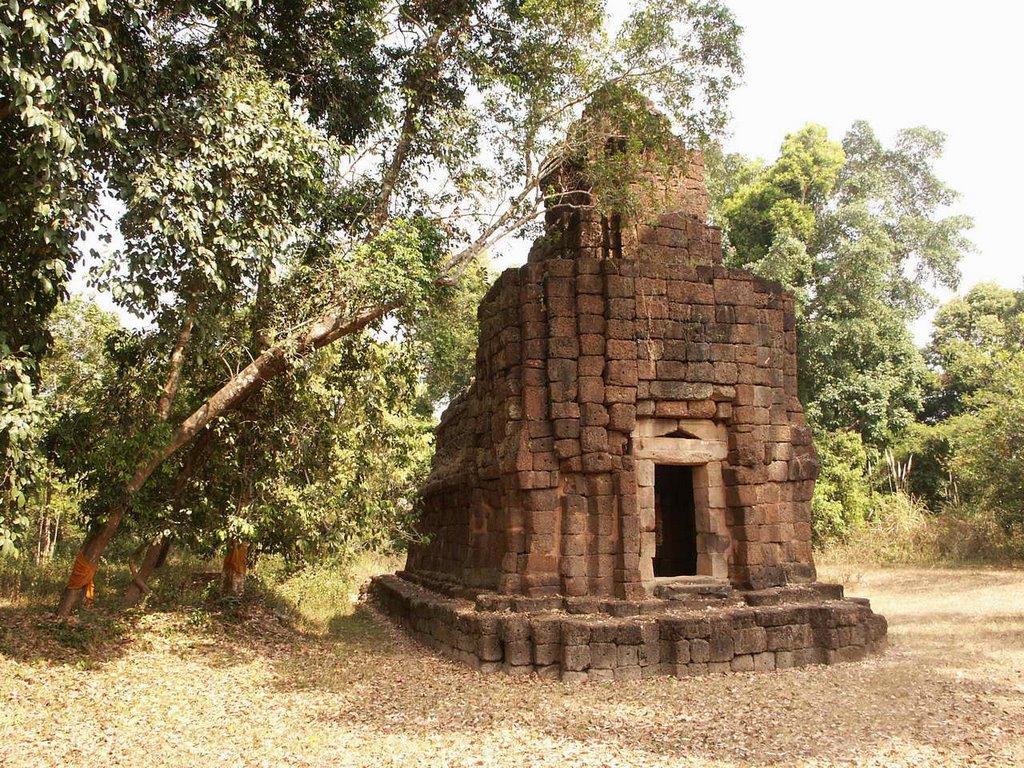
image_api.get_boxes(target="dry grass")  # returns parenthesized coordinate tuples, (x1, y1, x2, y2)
(2, 563, 1022, 767)
(815, 494, 1024, 568)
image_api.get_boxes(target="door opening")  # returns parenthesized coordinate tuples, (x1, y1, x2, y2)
(654, 464, 697, 577)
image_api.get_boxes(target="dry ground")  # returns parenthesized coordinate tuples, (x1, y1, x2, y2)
(1, 565, 1022, 767)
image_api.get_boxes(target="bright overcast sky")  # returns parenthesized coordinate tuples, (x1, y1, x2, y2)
(717, 0, 1024, 339)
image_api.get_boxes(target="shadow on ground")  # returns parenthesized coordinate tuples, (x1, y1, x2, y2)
(0, 604, 144, 666)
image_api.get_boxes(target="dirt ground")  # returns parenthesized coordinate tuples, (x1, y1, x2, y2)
(1, 565, 1022, 767)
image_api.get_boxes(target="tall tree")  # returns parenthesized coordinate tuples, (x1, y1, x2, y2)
(801, 123, 970, 443)
(718, 122, 971, 446)
(1, 0, 128, 547)
(1, 0, 391, 549)
(722, 124, 844, 283)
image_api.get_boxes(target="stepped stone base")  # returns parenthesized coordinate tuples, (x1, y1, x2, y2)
(369, 573, 887, 681)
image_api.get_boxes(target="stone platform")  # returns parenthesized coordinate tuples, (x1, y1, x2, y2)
(369, 573, 887, 681)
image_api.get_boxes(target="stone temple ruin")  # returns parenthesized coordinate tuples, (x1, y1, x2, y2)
(370, 115, 887, 681)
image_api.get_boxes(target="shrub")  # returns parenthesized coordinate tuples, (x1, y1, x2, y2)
(819, 492, 1024, 566)
(947, 356, 1024, 539)
(811, 429, 875, 543)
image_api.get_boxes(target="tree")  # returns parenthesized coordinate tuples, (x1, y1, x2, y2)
(0, 298, 122, 558)
(702, 142, 763, 226)
(944, 349, 1024, 541)
(894, 284, 1024, 524)
(1, 0, 128, 548)
(121, 268, 489, 603)
(411, 257, 492, 414)
(802, 123, 970, 444)
(722, 124, 844, 281)
(0, 0, 398, 549)
(924, 282, 1023, 420)
(718, 121, 971, 446)
(31, 0, 743, 614)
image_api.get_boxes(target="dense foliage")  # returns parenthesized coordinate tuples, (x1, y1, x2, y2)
(711, 121, 978, 546)
(1, 0, 126, 547)
(912, 284, 1024, 542)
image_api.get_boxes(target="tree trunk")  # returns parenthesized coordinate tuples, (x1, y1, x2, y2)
(153, 537, 171, 568)
(47, 505, 61, 559)
(123, 538, 172, 607)
(56, 499, 129, 616)
(221, 542, 248, 597)
(34, 477, 54, 564)
(370, 26, 447, 231)
(156, 320, 194, 421)
(57, 317, 194, 616)
(35, 507, 45, 565)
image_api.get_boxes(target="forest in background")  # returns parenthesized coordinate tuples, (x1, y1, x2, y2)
(705, 125, 1024, 563)
(2, 0, 1021, 615)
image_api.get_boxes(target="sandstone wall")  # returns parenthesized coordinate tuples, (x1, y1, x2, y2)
(406, 154, 819, 597)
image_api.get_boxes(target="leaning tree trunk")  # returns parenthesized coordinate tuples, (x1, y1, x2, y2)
(55, 499, 131, 616)
(57, 316, 196, 617)
(123, 538, 172, 608)
(55, 303, 396, 617)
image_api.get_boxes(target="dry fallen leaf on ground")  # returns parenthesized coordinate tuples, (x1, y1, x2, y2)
(1, 566, 1022, 767)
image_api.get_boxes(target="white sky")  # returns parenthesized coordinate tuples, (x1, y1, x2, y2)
(715, 0, 1024, 341)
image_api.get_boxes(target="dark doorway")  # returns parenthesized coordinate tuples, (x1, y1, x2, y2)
(654, 465, 698, 577)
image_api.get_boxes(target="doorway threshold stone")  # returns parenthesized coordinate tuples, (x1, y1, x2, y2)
(653, 576, 733, 600)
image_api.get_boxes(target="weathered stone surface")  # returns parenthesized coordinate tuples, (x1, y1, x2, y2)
(369, 574, 886, 682)
(377, 110, 886, 680)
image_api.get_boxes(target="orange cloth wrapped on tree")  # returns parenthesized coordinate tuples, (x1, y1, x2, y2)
(223, 543, 249, 575)
(66, 552, 97, 606)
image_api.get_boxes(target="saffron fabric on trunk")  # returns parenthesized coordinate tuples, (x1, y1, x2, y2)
(223, 544, 248, 575)
(67, 553, 97, 606)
